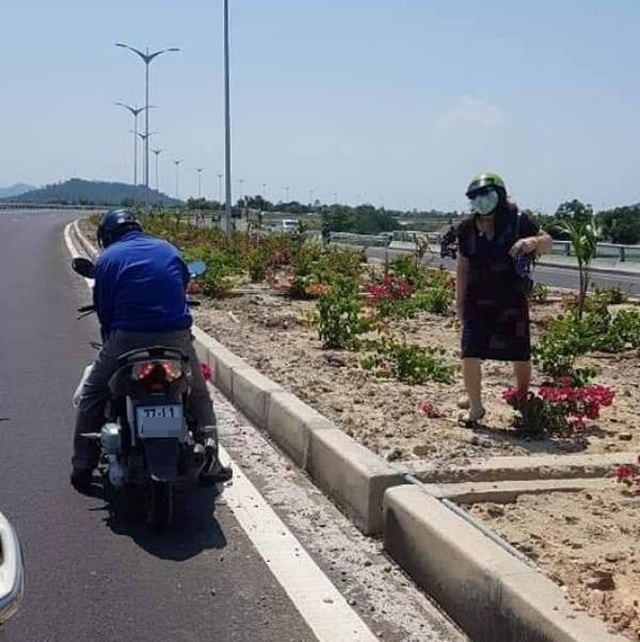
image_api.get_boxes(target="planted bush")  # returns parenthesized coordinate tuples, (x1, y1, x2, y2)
(503, 384, 615, 438)
(360, 335, 454, 385)
(315, 277, 371, 350)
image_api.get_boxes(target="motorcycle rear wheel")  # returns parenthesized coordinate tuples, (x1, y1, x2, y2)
(145, 479, 173, 530)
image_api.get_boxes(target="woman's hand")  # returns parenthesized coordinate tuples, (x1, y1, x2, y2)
(509, 237, 538, 257)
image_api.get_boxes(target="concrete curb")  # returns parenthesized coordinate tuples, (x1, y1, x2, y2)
(69, 219, 626, 641)
(383, 486, 626, 642)
(190, 326, 405, 535)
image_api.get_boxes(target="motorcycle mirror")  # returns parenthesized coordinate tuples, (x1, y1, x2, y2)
(0, 512, 25, 628)
(71, 257, 96, 279)
(187, 260, 206, 278)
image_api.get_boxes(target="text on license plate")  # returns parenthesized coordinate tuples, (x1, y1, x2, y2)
(136, 405, 184, 438)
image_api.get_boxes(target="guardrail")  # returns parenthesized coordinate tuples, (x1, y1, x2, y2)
(0, 203, 110, 211)
(330, 230, 640, 263)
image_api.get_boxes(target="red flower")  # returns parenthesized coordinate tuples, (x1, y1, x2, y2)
(200, 362, 213, 381)
(418, 401, 445, 418)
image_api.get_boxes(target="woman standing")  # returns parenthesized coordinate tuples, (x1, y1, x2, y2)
(456, 173, 553, 426)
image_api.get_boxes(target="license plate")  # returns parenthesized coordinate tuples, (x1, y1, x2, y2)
(136, 404, 184, 438)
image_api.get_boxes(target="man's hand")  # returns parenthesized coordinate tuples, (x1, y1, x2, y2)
(509, 237, 537, 257)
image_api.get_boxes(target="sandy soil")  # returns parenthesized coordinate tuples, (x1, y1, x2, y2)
(469, 490, 640, 640)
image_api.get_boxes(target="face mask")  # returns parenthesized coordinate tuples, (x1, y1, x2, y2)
(469, 189, 499, 216)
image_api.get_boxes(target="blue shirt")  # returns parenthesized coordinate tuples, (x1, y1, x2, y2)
(93, 231, 192, 334)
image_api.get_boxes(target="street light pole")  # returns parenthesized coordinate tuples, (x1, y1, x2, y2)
(116, 42, 179, 206)
(217, 173, 223, 203)
(223, 0, 232, 238)
(196, 167, 204, 199)
(151, 148, 165, 193)
(115, 103, 151, 198)
(173, 159, 183, 200)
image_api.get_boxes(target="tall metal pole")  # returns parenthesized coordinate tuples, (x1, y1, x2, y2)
(173, 160, 183, 200)
(217, 173, 223, 202)
(224, 0, 232, 238)
(196, 167, 204, 199)
(145, 51, 150, 195)
(151, 148, 165, 193)
(116, 43, 179, 205)
(115, 103, 149, 200)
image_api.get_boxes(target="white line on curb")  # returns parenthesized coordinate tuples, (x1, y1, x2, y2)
(63, 221, 378, 642)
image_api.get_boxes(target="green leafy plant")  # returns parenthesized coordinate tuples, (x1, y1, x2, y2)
(360, 335, 454, 385)
(315, 277, 370, 349)
(529, 282, 549, 304)
(560, 216, 598, 318)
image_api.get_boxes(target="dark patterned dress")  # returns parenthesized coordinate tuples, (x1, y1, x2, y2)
(457, 211, 539, 361)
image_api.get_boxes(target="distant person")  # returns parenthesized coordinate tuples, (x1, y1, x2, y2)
(455, 173, 552, 426)
(321, 221, 331, 246)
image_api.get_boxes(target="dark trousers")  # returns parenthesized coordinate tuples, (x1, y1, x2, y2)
(72, 329, 216, 471)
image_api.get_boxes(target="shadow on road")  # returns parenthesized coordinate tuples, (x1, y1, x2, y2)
(83, 481, 227, 561)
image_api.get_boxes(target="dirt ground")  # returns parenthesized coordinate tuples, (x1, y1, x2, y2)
(77, 218, 640, 638)
(470, 490, 640, 640)
(190, 284, 640, 640)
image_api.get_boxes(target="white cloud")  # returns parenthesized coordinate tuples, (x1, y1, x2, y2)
(437, 97, 505, 129)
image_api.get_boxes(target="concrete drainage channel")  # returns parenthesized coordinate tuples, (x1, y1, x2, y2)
(69, 219, 627, 642)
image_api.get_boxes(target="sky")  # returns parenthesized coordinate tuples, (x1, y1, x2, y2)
(2, 0, 640, 212)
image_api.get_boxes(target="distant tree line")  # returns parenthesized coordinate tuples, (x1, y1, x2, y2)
(530, 199, 640, 245)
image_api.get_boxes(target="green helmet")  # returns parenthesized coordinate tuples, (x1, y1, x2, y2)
(465, 172, 506, 197)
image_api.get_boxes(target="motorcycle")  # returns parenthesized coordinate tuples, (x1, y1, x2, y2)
(71, 256, 220, 530)
(0, 511, 24, 628)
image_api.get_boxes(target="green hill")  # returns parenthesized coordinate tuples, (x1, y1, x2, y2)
(0, 178, 181, 207)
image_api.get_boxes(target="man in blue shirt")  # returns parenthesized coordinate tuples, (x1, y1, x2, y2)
(71, 208, 231, 490)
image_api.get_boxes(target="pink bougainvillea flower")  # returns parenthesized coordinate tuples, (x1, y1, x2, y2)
(418, 401, 445, 419)
(200, 362, 213, 381)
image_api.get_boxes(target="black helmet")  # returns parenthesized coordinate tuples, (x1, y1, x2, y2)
(97, 208, 142, 248)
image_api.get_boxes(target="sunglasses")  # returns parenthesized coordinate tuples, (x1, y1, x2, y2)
(467, 186, 496, 200)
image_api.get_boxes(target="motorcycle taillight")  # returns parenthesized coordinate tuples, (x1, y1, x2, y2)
(132, 360, 183, 390)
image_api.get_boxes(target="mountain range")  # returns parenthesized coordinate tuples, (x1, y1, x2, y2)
(0, 178, 181, 207)
(0, 183, 37, 199)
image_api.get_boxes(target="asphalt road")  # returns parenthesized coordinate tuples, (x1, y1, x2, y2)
(366, 247, 640, 297)
(0, 210, 318, 642)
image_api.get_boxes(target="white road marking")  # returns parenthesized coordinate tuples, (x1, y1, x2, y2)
(63, 221, 379, 642)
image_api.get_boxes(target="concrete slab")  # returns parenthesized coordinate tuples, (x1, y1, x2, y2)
(383, 485, 625, 642)
(405, 451, 638, 484)
(424, 477, 612, 504)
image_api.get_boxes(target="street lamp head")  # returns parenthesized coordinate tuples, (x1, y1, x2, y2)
(167, 47, 180, 52)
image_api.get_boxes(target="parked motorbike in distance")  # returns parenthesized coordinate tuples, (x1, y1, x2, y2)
(71, 256, 217, 530)
(0, 511, 25, 628)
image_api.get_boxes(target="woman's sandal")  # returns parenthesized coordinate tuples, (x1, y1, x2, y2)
(457, 407, 486, 428)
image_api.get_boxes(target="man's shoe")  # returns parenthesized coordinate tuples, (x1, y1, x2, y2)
(70, 468, 93, 491)
(200, 458, 233, 485)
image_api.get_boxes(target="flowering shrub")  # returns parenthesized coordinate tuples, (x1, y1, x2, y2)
(502, 384, 615, 438)
(364, 273, 414, 304)
(615, 457, 640, 490)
